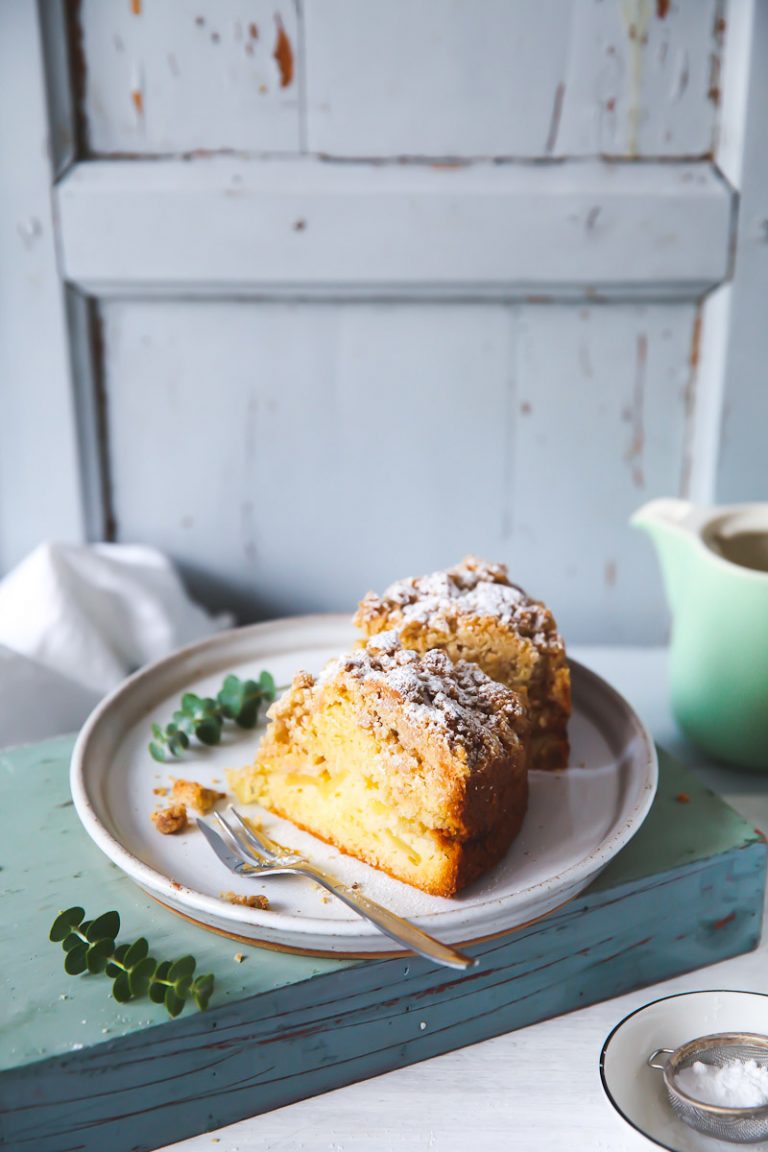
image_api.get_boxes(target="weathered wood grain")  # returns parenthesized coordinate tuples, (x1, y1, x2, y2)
(304, 0, 722, 159)
(56, 158, 731, 298)
(0, 737, 764, 1152)
(714, 0, 768, 503)
(77, 0, 301, 156)
(0, 2, 86, 572)
(98, 299, 699, 641)
(510, 304, 696, 642)
(74, 0, 722, 160)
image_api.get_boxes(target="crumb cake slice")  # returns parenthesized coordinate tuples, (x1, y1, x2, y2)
(228, 633, 529, 897)
(354, 557, 571, 772)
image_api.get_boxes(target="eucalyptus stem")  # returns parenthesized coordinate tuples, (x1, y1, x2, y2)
(50, 907, 214, 1017)
(149, 671, 277, 762)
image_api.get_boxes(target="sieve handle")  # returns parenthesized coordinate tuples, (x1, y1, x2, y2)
(647, 1048, 674, 1070)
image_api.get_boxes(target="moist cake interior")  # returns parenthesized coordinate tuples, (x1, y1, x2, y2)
(228, 638, 529, 897)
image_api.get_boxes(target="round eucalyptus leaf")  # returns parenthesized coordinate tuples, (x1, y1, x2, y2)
(149, 980, 167, 1004)
(217, 675, 243, 718)
(181, 692, 202, 714)
(86, 911, 120, 942)
(124, 937, 149, 967)
(112, 973, 132, 1003)
(49, 906, 85, 942)
(128, 956, 157, 997)
(169, 955, 196, 981)
(168, 730, 189, 754)
(64, 945, 88, 975)
(149, 959, 172, 1004)
(174, 975, 193, 999)
(165, 988, 185, 1018)
(86, 939, 113, 974)
(234, 701, 259, 729)
(192, 974, 214, 1011)
(173, 712, 195, 736)
(195, 718, 221, 746)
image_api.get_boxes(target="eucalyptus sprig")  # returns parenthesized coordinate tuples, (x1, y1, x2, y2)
(149, 671, 276, 762)
(50, 907, 214, 1017)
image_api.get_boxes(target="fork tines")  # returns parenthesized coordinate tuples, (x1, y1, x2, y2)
(215, 807, 302, 867)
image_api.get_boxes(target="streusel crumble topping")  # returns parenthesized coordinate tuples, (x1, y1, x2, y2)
(356, 556, 559, 649)
(325, 630, 527, 765)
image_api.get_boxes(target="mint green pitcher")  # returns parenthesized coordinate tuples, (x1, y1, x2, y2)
(632, 498, 768, 769)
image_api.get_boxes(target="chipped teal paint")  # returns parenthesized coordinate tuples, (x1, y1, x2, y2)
(0, 737, 765, 1152)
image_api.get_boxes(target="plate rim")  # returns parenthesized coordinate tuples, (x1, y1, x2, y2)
(599, 989, 768, 1152)
(70, 612, 658, 948)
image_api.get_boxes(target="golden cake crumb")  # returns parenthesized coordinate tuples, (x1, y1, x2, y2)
(170, 777, 226, 814)
(220, 891, 271, 910)
(228, 634, 530, 897)
(151, 804, 188, 835)
(234, 952, 246, 963)
(153, 786, 168, 796)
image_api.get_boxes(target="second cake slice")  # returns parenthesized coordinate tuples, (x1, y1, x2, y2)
(228, 632, 530, 897)
(355, 557, 571, 772)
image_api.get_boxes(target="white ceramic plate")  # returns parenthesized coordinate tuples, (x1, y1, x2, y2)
(600, 991, 768, 1151)
(71, 614, 657, 956)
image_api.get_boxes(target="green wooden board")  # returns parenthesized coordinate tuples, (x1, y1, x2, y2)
(0, 736, 765, 1152)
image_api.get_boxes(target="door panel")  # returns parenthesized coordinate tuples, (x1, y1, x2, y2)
(56, 158, 731, 299)
(101, 299, 695, 639)
(304, 0, 722, 158)
(78, 0, 301, 155)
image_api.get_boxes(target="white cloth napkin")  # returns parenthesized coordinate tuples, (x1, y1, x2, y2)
(0, 542, 232, 748)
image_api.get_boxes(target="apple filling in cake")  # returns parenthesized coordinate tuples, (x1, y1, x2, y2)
(354, 556, 571, 772)
(228, 633, 530, 897)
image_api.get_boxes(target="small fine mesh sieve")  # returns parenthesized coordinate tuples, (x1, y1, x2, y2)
(648, 1033, 768, 1144)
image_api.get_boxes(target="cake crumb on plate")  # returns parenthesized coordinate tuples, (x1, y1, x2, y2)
(220, 891, 270, 910)
(151, 803, 187, 835)
(171, 777, 226, 814)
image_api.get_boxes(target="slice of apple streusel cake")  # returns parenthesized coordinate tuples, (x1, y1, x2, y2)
(227, 632, 530, 897)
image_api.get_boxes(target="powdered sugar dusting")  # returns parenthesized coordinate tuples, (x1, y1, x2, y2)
(337, 630, 527, 764)
(677, 1058, 768, 1109)
(356, 556, 558, 646)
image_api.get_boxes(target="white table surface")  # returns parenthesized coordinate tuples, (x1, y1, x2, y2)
(62, 646, 768, 1152)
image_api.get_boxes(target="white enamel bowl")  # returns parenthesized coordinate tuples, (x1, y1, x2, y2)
(601, 991, 768, 1151)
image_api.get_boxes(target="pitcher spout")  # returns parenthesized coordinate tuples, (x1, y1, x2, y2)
(631, 498, 697, 614)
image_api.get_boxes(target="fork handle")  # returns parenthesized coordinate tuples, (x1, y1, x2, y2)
(296, 864, 476, 971)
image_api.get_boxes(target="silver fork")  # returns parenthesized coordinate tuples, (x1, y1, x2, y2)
(198, 807, 476, 971)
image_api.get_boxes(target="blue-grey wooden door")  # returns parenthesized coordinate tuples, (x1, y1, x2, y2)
(2, 0, 764, 641)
